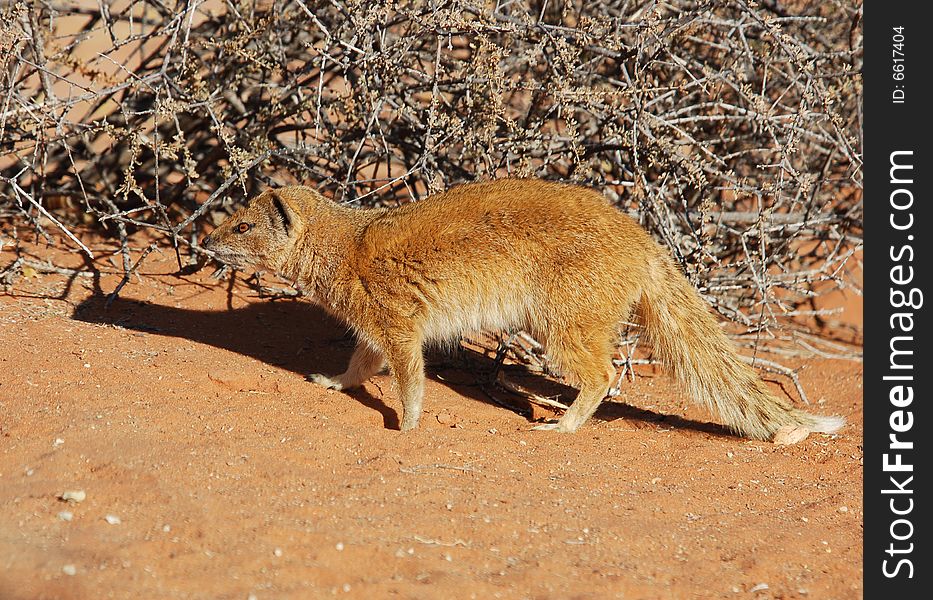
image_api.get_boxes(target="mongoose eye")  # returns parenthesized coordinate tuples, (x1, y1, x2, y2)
(236, 222, 253, 234)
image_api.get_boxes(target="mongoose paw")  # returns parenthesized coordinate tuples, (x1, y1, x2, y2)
(399, 415, 421, 431)
(307, 373, 343, 390)
(531, 421, 560, 431)
(532, 420, 582, 432)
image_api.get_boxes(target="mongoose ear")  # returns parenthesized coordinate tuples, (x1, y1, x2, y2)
(269, 193, 293, 233)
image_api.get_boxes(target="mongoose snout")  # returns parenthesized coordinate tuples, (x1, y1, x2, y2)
(205, 179, 844, 440)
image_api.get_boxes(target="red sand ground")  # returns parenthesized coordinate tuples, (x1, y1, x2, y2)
(0, 230, 862, 599)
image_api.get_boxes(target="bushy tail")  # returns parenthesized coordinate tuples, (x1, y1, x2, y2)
(638, 257, 844, 441)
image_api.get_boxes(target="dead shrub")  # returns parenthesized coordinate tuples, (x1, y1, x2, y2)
(1, 0, 862, 365)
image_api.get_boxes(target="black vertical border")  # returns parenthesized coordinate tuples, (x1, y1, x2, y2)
(864, 2, 927, 596)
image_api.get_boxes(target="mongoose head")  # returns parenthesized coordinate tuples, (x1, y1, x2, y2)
(201, 189, 303, 271)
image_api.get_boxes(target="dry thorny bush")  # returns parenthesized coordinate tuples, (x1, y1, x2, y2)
(1, 0, 862, 395)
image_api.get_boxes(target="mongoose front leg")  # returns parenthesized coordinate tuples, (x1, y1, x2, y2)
(383, 338, 426, 431)
(308, 342, 385, 391)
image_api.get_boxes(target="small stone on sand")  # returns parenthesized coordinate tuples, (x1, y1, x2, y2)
(60, 490, 86, 503)
(773, 425, 810, 445)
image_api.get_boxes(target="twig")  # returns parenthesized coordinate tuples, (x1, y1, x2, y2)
(739, 354, 810, 405)
(105, 244, 157, 308)
(399, 463, 479, 474)
(22, 258, 95, 278)
(5, 179, 94, 258)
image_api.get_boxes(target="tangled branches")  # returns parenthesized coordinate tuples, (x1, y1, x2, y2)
(1, 0, 862, 351)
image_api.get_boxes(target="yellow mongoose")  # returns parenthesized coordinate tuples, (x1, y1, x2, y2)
(202, 179, 843, 440)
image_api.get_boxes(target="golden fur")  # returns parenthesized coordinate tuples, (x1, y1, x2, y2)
(202, 179, 844, 439)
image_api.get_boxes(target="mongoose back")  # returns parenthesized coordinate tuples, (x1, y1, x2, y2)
(202, 179, 843, 440)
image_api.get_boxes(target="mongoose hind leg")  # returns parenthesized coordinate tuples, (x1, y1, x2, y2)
(537, 330, 616, 432)
(308, 342, 385, 391)
(553, 368, 615, 432)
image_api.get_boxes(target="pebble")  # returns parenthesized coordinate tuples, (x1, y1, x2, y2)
(60, 490, 86, 503)
(58, 511, 73, 522)
(273, 547, 283, 557)
(773, 425, 810, 445)
(335, 542, 344, 551)
(62, 564, 77, 576)
(104, 514, 121, 525)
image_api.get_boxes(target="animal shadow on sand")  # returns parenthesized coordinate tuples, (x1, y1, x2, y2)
(71, 293, 731, 437)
